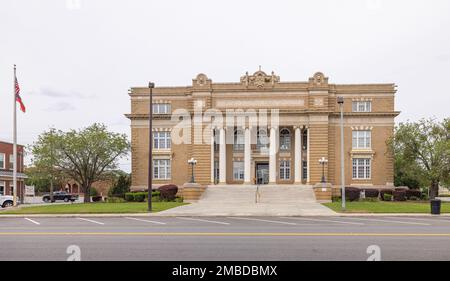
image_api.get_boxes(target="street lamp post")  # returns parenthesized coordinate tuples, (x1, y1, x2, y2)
(148, 82, 155, 212)
(337, 96, 346, 210)
(188, 158, 198, 183)
(318, 157, 328, 183)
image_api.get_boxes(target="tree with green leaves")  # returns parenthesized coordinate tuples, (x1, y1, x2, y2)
(389, 118, 450, 199)
(31, 123, 130, 202)
(108, 171, 131, 197)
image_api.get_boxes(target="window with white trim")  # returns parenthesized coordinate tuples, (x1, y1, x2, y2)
(352, 101, 372, 112)
(279, 129, 291, 151)
(352, 158, 371, 179)
(153, 131, 171, 149)
(153, 159, 171, 180)
(352, 130, 371, 149)
(256, 128, 269, 149)
(233, 161, 244, 180)
(279, 160, 291, 180)
(233, 129, 244, 151)
(0, 181, 5, 196)
(152, 103, 171, 114)
(0, 153, 4, 169)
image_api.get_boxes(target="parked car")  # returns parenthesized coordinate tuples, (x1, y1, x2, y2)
(42, 191, 79, 203)
(0, 195, 15, 208)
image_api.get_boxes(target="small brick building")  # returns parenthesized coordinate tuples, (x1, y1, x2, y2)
(0, 141, 26, 200)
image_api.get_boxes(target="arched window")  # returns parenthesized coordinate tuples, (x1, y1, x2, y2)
(257, 128, 269, 149)
(280, 128, 291, 150)
(234, 128, 244, 151)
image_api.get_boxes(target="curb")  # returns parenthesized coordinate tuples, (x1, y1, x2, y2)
(0, 213, 449, 218)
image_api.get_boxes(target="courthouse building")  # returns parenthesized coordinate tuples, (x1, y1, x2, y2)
(126, 70, 399, 191)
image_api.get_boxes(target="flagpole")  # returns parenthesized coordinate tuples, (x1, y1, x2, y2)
(13, 65, 18, 206)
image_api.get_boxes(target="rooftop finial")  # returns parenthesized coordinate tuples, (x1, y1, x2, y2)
(259, 65, 262, 71)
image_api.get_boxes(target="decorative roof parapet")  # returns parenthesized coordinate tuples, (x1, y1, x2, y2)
(240, 69, 280, 89)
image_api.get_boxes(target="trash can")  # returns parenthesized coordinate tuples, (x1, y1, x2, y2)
(431, 199, 441, 215)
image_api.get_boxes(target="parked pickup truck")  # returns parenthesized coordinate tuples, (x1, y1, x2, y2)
(0, 195, 15, 208)
(42, 191, 79, 203)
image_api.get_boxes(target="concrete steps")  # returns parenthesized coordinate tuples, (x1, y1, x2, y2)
(200, 185, 316, 204)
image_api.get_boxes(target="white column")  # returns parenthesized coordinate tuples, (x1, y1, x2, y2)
(210, 128, 215, 184)
(244, 127, 251, 184)
(306, 127, 310, 184)
(219, 127, 227, 184)
(294, 126, 302, 183)
(269, 126, 278, 184)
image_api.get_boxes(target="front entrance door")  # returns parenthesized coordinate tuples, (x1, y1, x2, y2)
(256, 163, 269, 185)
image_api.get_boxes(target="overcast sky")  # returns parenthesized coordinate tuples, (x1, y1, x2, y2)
(1, 0, 449, 172)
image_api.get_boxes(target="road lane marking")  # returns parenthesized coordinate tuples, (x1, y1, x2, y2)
(281, 217, 364, 225)
(24, 218, 40, 225)
(176, 217, 230, 225)
(125, 217, 166, 225)
(390, 217, 450, 223)
(77, 218, 105, 225)
(227, 217, 297, 225)
(341, 217, 430, 226)
(1, 232, 450, 237)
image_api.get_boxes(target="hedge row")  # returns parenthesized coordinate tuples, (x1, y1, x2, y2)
(124, 184, 179, 202)
(344, 187, 423, 202)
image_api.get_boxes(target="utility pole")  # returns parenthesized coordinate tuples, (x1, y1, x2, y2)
(337, 96, 346, 210)
(50, 129, 54, 203)
(148, 82, 155, 212)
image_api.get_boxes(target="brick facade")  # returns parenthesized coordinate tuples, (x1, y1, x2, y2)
(126, 71, 399, 190)
(0, 141, 25, 199)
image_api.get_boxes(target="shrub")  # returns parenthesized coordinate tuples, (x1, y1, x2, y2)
(408, 196, 419, 201)
(134, 193, 145, 202)
(383, 193, 393, 201)
(406, 189, 422, 200)
(175, 196, 184, 203)
(380, 189, 394, 201)
(364, 189, 380, 198)
(125, 193, 135, 202)
(159, 184, 179, 201)
(92, 196, 103, 202)
(90, 188, 99, 197)
(107, 197, 126, 203)
(393, 190, 407, 201)
(345, 187, 360, 202)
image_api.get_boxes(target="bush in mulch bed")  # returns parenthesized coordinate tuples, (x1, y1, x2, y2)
(380, 189, 394, 201)
(393, 190, 407, 201)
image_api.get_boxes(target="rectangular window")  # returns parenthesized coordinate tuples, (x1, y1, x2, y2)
(233, 161, 244, 180)
(152, 103, 171, 114)
(352, 130, 371, 149)
(352, 101, 372, 112)
(0, 181, 5, 196)
(352, 158, 371, 179)
(302, 161, 307, 180)
(279, 160, 291, 180)
(153, 131, 171, 149)
(9, 154, 14, 170)
(153, 159, 171, 180)
(0, 153, 4, 169)
(302, 132, 308, 150)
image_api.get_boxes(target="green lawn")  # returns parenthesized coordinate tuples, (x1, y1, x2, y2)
(323, 201, 450, 213)
(0, 202, 187, 214)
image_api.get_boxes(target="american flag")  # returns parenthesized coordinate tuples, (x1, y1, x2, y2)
(15, 77, 26, 113)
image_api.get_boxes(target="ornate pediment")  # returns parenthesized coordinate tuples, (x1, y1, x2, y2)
(309, 72, 329, 86)
(192, 73, 212, 88)
(240, 69, 280, 88)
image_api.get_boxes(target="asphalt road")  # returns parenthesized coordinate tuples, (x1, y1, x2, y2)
(1, 216, 450, 261)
